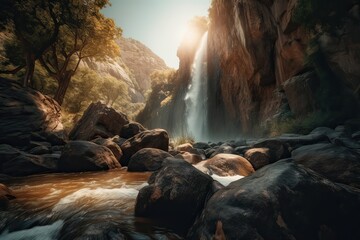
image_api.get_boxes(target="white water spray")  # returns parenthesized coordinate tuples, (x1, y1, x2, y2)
(185, 32, 209, 141)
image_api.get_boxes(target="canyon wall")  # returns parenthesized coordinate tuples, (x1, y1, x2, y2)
(207, 0, 360, 135)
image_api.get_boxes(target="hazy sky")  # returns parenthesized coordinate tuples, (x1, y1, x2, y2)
(102, 0, 211, 68)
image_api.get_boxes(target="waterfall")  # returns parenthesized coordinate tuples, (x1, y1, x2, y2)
(184, 32, 208, 141)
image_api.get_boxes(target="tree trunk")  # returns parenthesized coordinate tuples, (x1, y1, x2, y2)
(23, 53, 35, 87)
(54, 71, 73, 105)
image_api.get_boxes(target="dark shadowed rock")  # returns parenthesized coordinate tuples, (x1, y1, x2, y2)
(127, 148, 172, 172)
(29, 145, 51, 155)
(2, 153, 57, 176)
(188, 160, 360, 240)
(92, 137, 123, 161)
(120, 122, 146, 139)
(292, 143, 360, 188)
(209, 145, 237, 158)
(59, 141, 120, 172)
(0, 183, 15, 210)
(0, 79, 64, 147)
(244, 148, 271, 170)
(120, 129, 169, 166)
(69, 102, 129, 141)
(253, 139, 290, 160)
(195, 154, 254, 176)
(193, 142, 211, 150)
(135, 159, 213, 228)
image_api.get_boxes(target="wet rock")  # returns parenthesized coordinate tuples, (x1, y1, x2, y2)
(253, 139, 290, 160)
(127, 148, 172, 172)
(2, 153, 57, 176)
(0, 183, 15, 210)
(69, 102, 129, 141)
(135, 159, 213, 227)
(120, 122, 146, 139)
(92, 137, 123, 161)
(0, 79, 64, 147)
(175, 143, 194, 152)
(195, 154, 254, 177)
(29, 145, 51, 155)
(209, 145, 236, 158)
(175, 151, 203, 164)
(193, 142, 211, 150)
(120, 129, 169, 166)
(292, 143, 360, 188)
(188, 160, 360, 240)
(59, 141, 120, 172)
(244, 148, 271, 170)
(234, 146, 251, 155)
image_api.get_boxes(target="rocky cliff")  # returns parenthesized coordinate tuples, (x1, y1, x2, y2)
(81, 37, 169, 102)
(206, 0, 360, 135)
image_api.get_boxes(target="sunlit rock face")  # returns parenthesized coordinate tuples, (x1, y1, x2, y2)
(207, 0, 360, 135)
(81, 37, 169, 102)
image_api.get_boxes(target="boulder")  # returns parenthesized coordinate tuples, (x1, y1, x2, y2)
(69, 102, 129, 141)
(0, 183, 15, 210)
(120, 122, 146, 139)
(127, 148, 172, 172)
(0, 79, 64, 146)
(59, 141, 120, 172)
(120, 129, 169, 166)
(292, 143, 360, 188)
(253, 139, 290, 160)
(29, 145, 51, 155)
(188, 160, 360, 240)
(209, 145, 237, 158)
(193, 142, 211, 150)
(175, 143, 194, 152)
(135, 159, 213, 227)
(195, 154, 254, 177)
(2, 153, 57, 176)
(92, 137, 123, 160)
(175, 151, 203, 164)
(244, 148, 271, 170)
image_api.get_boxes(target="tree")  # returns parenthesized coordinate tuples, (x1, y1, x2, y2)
(0, 0, 65, 86)
(38, 0, 121, 105)
(99, 75, 128, 107)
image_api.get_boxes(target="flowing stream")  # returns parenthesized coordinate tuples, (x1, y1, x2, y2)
(185, 32, 209, 141)
(0, 170, 183, 240)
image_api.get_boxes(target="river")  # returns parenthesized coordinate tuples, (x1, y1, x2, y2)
(0, 169, 183, 240)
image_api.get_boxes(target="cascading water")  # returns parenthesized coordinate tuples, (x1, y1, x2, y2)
(184, 32, 209, 141)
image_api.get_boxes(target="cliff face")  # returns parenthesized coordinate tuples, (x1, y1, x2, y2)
(207, 0, 360, 134)
(82, 37, 169, 102)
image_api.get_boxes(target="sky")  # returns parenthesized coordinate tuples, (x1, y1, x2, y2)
(102, 0, 211, 69)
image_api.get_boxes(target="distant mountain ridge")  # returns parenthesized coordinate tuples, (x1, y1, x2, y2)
(82, 37, 169, 102)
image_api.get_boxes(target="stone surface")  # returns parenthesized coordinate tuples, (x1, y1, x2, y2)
(69, 102, 129, 141)
(175, 143, 194, 152)
(120, 122, 146, 139)
(175, 151, 203, 164)
(135, 159, 213, 227)
(0, 79, 64, 146)
(188, 160, 360, 240)
(92, 137, 123, 161)
(292, 143, 360, 188)
(244, 148, 271, 170)
(120, 129, 169, 166)
(59, 141, 120, 172)
(127, 148, 172, 172)
(195, 154, 254, 176)
(0, 183, 15, 210)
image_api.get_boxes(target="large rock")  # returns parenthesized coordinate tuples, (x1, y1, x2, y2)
(127, 148, 172, 172)
(195, 154, 254, 177)
(244, 148, 271, 170)
(0, 183, 15, 210)
(0, 144, 58, 176)
(188, 160, 360, 239)
(120, 129, 169, 166)
(59, 141, 120, 172)
(0, 79, 64, 146)
(91, 137, 123, 160)
(135, 159, 213, 227)
(69, 102, 129, 141)
(120, 122, 146, 139)
(292, 143, 360, 188)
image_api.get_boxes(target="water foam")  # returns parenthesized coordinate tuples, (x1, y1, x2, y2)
(211, 174, 244, 186)
(0, 220, 64, 240)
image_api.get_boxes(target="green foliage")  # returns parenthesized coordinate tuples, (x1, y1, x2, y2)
(293, 0, 355, 32)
